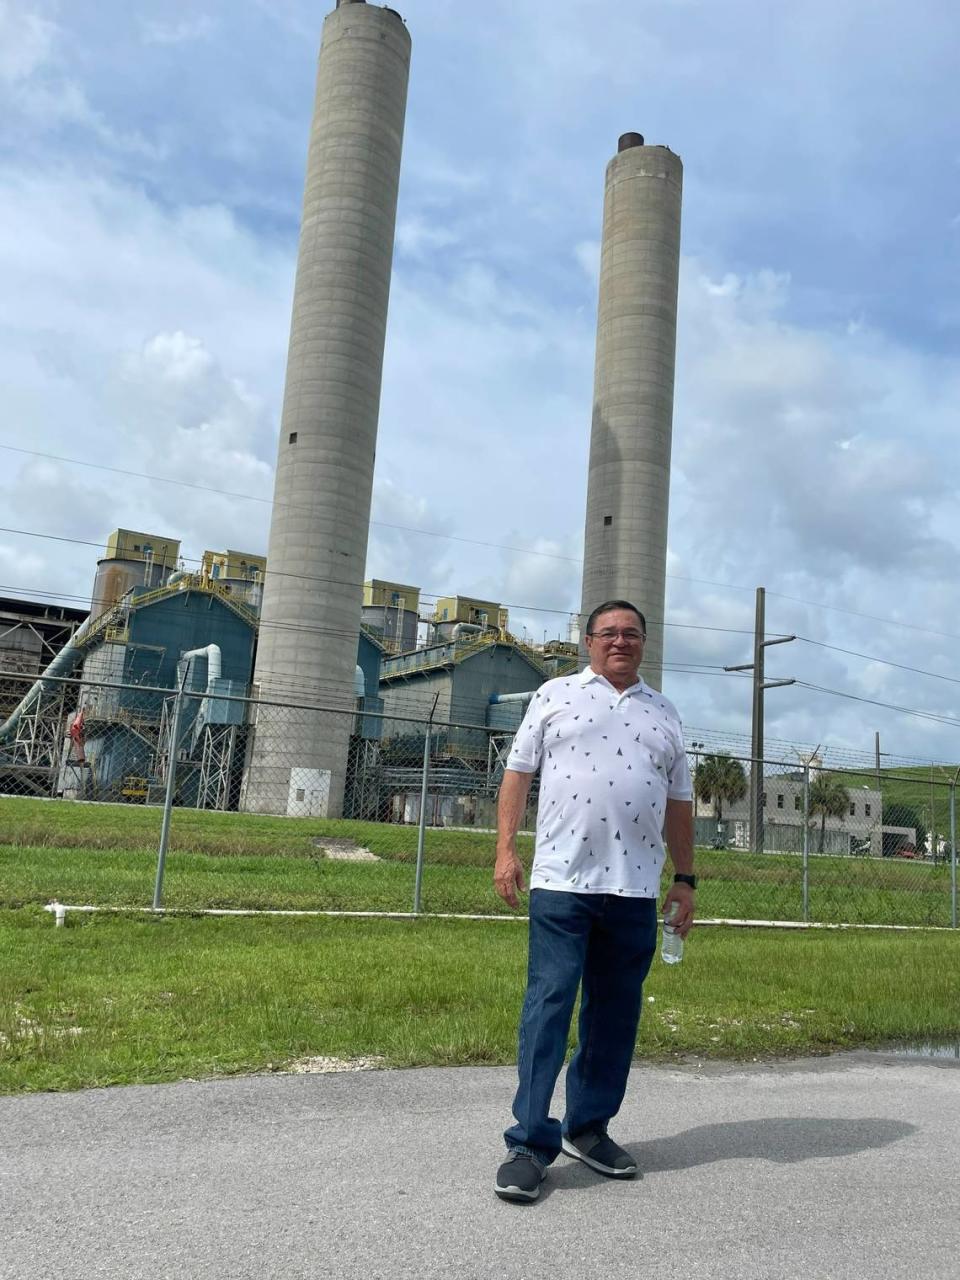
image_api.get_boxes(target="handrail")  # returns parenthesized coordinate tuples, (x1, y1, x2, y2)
(381, 630, 549, 681)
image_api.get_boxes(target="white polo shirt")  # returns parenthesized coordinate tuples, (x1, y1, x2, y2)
(506, 667, 693, 898)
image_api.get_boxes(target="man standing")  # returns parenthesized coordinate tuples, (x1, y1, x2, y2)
(493, 600, 695, 1202)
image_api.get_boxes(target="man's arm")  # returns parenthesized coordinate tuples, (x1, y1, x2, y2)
(494, 768, 533, 908)
(662, 797, 695, 937)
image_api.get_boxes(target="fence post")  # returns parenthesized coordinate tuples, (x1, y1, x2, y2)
(802, 762, 810, 922)
(413, 697, 439, 915)
(153, 675, 187, 912)
(950, 775, 958, 930)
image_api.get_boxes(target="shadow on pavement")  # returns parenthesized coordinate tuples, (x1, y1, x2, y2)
(530, 1117, 917, 1197)
(632, 1116, 917, 1173)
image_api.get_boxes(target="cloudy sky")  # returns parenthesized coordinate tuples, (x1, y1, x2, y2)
(1, 0, 958, 763)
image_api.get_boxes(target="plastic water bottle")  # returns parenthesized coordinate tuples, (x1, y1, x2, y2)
(661, 902, 683, 965)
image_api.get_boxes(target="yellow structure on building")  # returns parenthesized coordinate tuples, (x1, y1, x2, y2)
(362, 579, 421, 615)
(432, 595, 505, 630)
(201, 549, 266, 584)
(105, 529, 180, 571)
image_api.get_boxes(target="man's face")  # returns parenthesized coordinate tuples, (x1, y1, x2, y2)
(584, 608, 646, 683)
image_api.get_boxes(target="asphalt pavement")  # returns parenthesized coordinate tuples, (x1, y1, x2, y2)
(2, 1052, 958, 1279)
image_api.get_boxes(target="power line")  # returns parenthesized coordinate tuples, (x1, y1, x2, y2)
(795, 680, 960, 731)
(9, 445, 960, 651)
(769, 590, 960, 646)
(796, 635, 960, 688)
(0, 443, 579, 566)
(0, 442, 768, 596)
(0, 550, 755, 634)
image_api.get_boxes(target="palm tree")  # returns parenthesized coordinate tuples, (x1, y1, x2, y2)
(694, 752, 747, 822)
(808, 773, 850, 853)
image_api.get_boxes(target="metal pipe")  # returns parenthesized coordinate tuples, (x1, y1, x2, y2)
(413, 695, 439, 914)
(802, 763, 810, 921)
(153, 671, 188, 912)
(951, 771, 959, 929)
(488, 691, 536, 706)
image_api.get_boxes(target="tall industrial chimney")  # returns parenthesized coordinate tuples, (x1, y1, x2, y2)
(243, 0, 411, 816)
(579, 133, 683, 690)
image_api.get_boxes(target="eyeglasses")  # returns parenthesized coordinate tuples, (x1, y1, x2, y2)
(588, 628, 646, 643)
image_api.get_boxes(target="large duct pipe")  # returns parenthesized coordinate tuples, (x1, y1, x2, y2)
(243, 0, 411, 817)
(0, 613, 96, 745)
(488, 691, 536, 706)
(579, 134, 683, 690)
(181, 644, 222, 690)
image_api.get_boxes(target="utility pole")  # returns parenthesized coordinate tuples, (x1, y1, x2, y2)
(724, 587, 796, 854)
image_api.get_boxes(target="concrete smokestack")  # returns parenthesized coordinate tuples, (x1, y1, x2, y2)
(579, 136, 683, 690)
(243, 2, 411, 815)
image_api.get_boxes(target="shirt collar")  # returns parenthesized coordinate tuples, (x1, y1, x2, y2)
(578, 666, 647, 697)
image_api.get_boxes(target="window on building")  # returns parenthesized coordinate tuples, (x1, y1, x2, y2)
(211, 564, 220, 579)
(794, 795, 801, 811)
(849, 802, 856, 816)
(762, 792, 767, 808)
(865, 803, 872, 818)
(777, 794, 784, 809)
(603, 515, 613, 526)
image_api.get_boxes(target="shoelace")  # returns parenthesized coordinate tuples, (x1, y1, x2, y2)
(507, 1151, 541, 1168)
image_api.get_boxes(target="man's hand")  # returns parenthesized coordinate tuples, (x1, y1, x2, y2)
(660, 881, 695, 938)
(494, 848, 526, 908)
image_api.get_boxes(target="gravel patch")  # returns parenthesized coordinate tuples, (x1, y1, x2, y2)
(287, 1055, 387, 1074)
(312, 838, 380, 862)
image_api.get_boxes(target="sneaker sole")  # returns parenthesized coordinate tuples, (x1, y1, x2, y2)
(494, 1180, 543, 1203)
(561, 1137, 638, 1179)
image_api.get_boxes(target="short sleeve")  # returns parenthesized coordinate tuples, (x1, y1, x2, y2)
(505, 691, 546, 774)
(666, 723, 694, 800)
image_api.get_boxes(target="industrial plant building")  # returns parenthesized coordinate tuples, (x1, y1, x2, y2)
(0, 523, 567, 820)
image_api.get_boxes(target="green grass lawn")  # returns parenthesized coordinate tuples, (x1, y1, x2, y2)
(2, 908, 958, 1095)
(0, 796, 955, 924)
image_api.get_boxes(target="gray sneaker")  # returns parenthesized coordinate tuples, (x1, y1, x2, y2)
(561, 1130, 638, 1178)
(495, 1151, 546, 1202)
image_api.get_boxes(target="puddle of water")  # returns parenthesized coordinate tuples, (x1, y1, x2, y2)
(874, 1041, 960, 1060)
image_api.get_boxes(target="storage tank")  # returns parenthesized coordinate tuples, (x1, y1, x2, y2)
(90, 558, 148, 621)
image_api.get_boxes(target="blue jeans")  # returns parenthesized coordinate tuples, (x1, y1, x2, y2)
(504, 888, 657, 1165)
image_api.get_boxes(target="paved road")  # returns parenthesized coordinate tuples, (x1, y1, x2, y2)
(2, 1053, 958, 1279)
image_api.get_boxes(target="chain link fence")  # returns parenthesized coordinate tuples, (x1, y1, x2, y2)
(1, 671, 957, 928)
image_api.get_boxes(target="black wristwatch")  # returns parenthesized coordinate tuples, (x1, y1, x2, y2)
(673, 873, 697, 890)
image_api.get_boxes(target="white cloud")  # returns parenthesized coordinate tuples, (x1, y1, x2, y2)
(395, 216, 459, 261)
(0, 2, 56, 84)
(141, 16, 214, 46)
